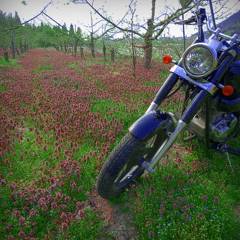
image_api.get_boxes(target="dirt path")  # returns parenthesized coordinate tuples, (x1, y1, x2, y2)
(89, 190, 137, 240)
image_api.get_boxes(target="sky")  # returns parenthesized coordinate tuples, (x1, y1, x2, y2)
(0, 0, 240, 37)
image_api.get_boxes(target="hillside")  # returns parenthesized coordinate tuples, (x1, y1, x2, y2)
(218, 10, 240, 34)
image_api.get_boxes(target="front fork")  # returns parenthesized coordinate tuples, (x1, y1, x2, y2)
(142, 71, 211, 173)
(145, 73, 179, 114)
(143, 89, 209, 173)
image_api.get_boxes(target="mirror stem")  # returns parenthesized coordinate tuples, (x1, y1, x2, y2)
(209, 0, 216, 29)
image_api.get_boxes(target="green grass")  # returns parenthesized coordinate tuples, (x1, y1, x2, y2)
(33, 64, 53, 73)
(91, 98, 145, 129)
(91, 99, 127, 120)
(127, 135, 240, 239)
(0, 57, 20, 68)
(159, 70, 170, 80)
(68, 62, 78, 69)
(132, 160, 239, 240)
(144, 81, 161, 87)
(73, 143, 98, 197)
(0, 120, 104, 239)
(0, 83, 7, 93)
(85, 58, 112, 66)
(57, 208, 107, 240)
(0, 184, 106, 240)
(67, 62, 81, 72)
(2, 127, 57, 184)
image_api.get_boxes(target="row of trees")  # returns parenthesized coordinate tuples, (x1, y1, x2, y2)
(1, 0, 192, 68)
(0, 9, 126, 63)
(0, 10, 85, 56)
(1, 0, 234, 68)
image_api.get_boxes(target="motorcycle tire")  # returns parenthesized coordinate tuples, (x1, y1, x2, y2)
(97, 131, 167, 199)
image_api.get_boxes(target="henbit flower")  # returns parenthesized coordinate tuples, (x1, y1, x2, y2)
(19, 216, 25, 225)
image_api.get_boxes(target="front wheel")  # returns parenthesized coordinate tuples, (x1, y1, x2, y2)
(96, 131, 167, 199)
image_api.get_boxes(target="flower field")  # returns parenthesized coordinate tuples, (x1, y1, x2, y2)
(0, 49, 240, 240)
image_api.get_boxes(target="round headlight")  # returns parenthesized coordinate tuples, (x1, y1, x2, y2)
(182, 43, 218, 79)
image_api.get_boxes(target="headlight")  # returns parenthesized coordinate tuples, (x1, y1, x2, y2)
(182, 43, 218, 79)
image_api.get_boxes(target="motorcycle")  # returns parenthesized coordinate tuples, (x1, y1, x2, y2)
(96, 0, 240, 199)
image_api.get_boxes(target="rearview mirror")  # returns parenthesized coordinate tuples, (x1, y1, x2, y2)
(179, 0, 193, 8)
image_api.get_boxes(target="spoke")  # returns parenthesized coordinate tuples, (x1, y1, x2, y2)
(114, 164, 128, 183)
(119, 165, 139, 183)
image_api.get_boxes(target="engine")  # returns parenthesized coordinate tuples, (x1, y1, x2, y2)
(188, 109, 238, 143)
(209, 112, 238, 142)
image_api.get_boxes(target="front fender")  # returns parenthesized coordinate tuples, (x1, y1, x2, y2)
(129, 111, 174, 140)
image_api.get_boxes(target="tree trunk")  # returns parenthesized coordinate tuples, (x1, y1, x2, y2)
(143, 18, 154, 69)
(11, 31, 16, 59)
(80, 47, 84, 58)
(24, 40, 28, 52)
(90, 32, 95, 58)
(111, 48, 115, 63)
(16, 48, 20, 56)
(3, 51, 9, 62)
(20, 40, 24, 53)
(143, 36, 153, 69)
(74, 39, 78, 57)
(64, 43, 67, 53)
(143, 0, 155, 69)
(103, 43, 106, 62)
(71, 44, 74, 56)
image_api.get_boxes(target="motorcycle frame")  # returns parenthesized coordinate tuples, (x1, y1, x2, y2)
(133, 8, 239, 172)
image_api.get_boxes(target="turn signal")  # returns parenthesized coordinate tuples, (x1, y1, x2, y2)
(222, 85, 234, 96)
(163, 55, 173, 64)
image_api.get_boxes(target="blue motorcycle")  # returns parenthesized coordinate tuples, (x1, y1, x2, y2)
(97, 0, 240, 199)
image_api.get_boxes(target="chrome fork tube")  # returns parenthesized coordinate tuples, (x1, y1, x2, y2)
(145, 102, 158, 114)
(142, 120, 186, 172)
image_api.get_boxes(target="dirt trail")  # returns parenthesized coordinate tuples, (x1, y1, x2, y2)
(235, 205, 240, 219)
(89, 190, 137, 240)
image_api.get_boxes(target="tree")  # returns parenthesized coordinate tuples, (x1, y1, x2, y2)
(90, 12, 96, 57)
(62, 23, 68, 52)
(69, 23, 74, 36)
(73, 0, 195, 68)
(84, 11, 114, 58)
(14, 11, 21, 24)
(72, 26, 84, 57)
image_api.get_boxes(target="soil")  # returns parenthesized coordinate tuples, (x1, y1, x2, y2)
(89, 190, 137, 240)
(234, 205, 240, 219)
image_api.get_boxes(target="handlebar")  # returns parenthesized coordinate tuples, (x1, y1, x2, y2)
(206, 17, 240, 44)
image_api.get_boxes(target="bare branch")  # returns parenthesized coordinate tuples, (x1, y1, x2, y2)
(154, 5, 194, 30)
(42, 12, 83, 42)
(95, 25, 115, 39)
(153, 4, 195, 39)
(73, 0, 144, 38)
(42, 12, 63, 28)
